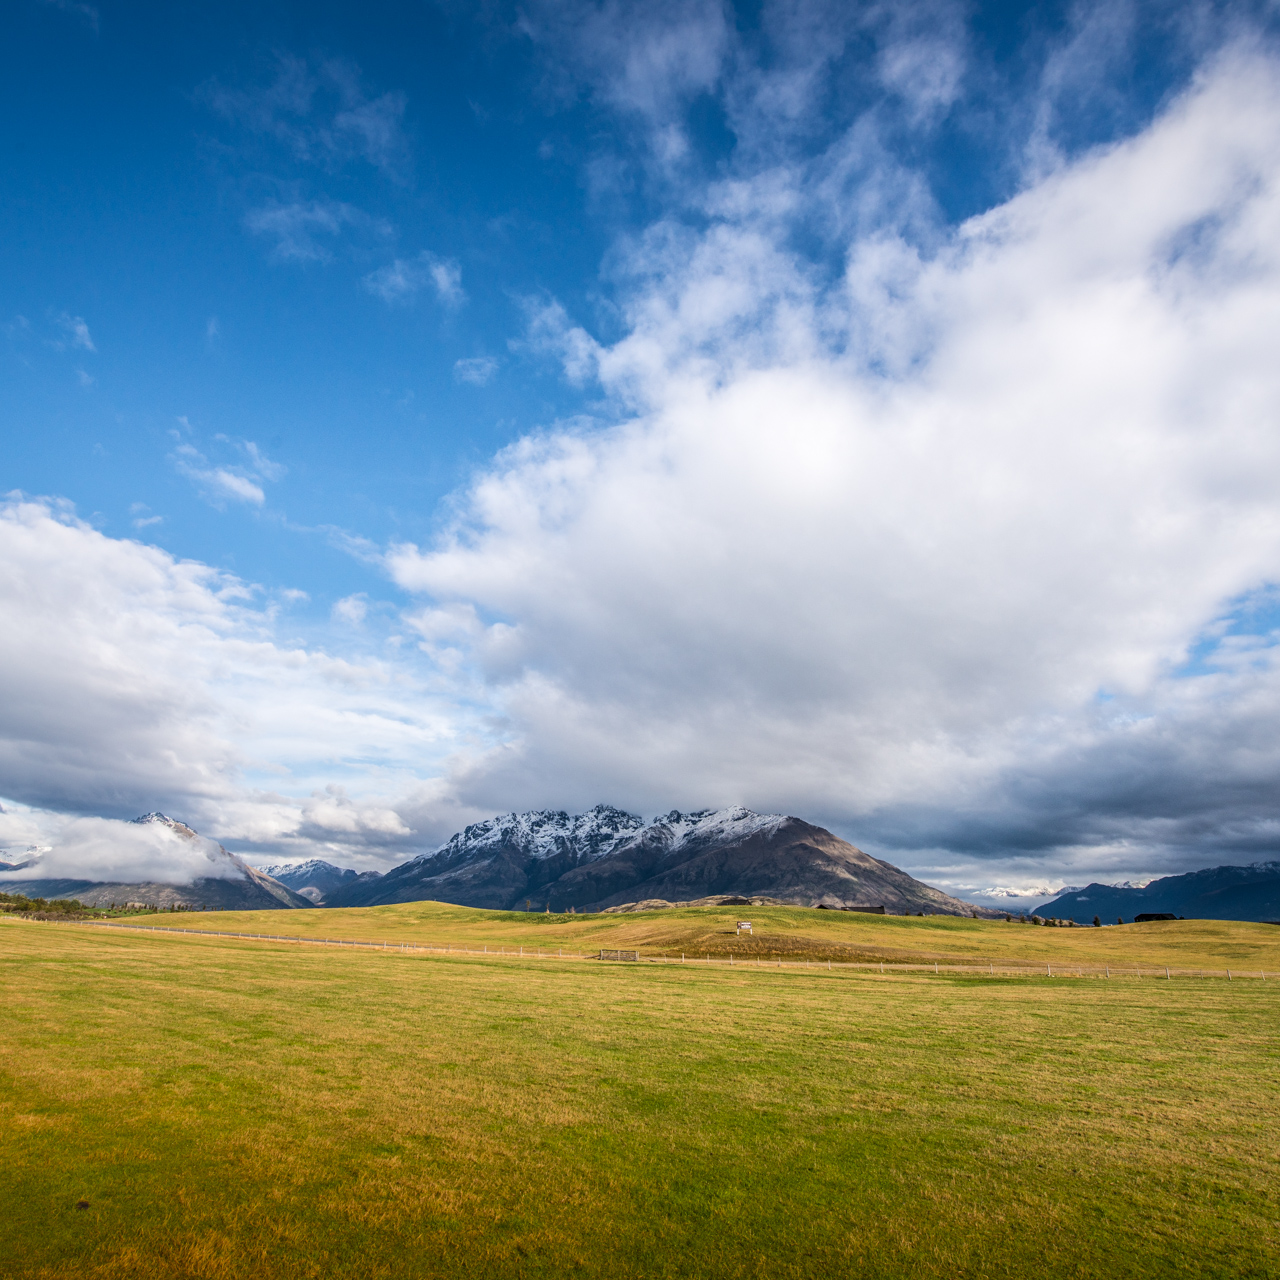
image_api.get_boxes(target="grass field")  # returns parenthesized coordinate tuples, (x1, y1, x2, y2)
(2, 911, 1278, 1279)
(79, 899, 1280, 974)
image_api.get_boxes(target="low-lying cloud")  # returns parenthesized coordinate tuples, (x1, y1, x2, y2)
(0, 809, 243, 885)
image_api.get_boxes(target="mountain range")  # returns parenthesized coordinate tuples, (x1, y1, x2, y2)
(1035, 862, 1280, 923)
(1, 814, 309, 910)
(256, 859, 383, 905)
(323, 805, 1000, 916)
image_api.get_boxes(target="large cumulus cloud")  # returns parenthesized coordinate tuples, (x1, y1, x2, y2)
(387, 48, 1280, 894)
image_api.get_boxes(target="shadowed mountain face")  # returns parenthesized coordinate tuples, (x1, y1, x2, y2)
(2, 814, 310, 910)
(1036, 862, 1280, 923)
(325, 805, 998, 916)
(255, 860, 382, 905)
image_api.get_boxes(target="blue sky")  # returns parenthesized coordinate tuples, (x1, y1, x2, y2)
(3, 0, 624, 603)
(4, 0, 1280, 902)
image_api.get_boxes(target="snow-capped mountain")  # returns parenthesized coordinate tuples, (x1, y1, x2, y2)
(422, 804, 647, 867)
(325, 804, 996, 916)
(255, 858, 382, 904)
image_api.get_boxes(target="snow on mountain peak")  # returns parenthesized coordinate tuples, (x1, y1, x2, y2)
(421, 803, 647, 865)
(257, 858, 346, 878)
(417, 803, 789, 868)
(650, 806, 787, 849)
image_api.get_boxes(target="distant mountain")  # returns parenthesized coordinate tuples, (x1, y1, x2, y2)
(1036, 862, 1280, 923)
(255, 859, 382, 904)
(3, 814, 310, 910)
(325, 804, 1000, 916)
(326, 804, 646, 909)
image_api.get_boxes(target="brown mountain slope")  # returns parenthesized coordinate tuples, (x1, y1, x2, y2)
(555, 817, 994, 915)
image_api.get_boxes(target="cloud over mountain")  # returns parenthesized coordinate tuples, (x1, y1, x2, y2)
(386, 48, 1280, 888)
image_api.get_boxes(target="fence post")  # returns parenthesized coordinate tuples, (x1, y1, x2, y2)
(1166, 967, 1170, 979)
(1228, 969, 1232, 981)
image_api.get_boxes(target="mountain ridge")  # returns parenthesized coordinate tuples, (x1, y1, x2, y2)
(254, 859, 383, 904)
(1036, 861, 1280, 923)
(326, 804, 1000, 917)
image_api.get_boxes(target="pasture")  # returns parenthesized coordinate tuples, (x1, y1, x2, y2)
(77, 898, 1280, 974)
(1, 910, 1277, 1278)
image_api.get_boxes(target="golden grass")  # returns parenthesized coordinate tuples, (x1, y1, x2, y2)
(1, 917, 1278, 1278)
(82, 900, 1280, 973)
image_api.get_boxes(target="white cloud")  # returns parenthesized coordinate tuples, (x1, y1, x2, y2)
(172, 445, 265, 506)
(332, 593, 368, 625)
(0, 497, 469, 869)
(55, 312, 95, 352)
(244, 200, 390, 264)
(241, 440, 286, 480)
(380, 49, 1280, 884)
(0, 808, 242, 885)
(169, 436, 284, 509)
(363, 251, 464, 305)
(129, 502, 163, 530)
(298, 784, 411, 839)
(454, 356, 499, 385)
(519, 0, 730, 163)
(200, 55, 412, 180)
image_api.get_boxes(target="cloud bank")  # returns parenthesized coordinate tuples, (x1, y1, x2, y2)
(0, 808, 242, 885)
(0, 497, 465, 870)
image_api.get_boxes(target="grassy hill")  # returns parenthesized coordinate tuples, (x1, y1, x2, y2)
(93, 899, 1280, 973)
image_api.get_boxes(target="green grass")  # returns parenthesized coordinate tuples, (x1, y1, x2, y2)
(1, 915, 1278, 1279)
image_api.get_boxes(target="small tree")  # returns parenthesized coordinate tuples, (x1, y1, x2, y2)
(1117, 916, 1123, 925)
(1093, 915, 1101, 927)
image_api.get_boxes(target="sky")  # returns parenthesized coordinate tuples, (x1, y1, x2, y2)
(4, 0, 1280, 905)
